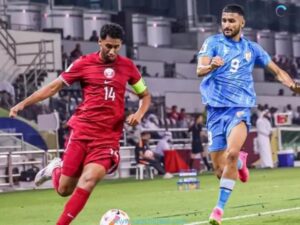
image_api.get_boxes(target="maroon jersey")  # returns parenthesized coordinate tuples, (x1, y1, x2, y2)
(59, 52, 142, 148)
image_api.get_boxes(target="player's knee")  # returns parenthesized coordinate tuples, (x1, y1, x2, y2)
(226, 150, 239, 163)
(216, 169, 223, 179)
(79, 174, 101, 191)
(57, 185, 73, 197)
(213, 165, 223, 179)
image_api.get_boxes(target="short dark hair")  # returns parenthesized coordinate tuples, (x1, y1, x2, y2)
(222, 4, 245, 16)
(100, 23, 125, 41)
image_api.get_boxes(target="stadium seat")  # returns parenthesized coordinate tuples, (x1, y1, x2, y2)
(135, 163, 155, 180)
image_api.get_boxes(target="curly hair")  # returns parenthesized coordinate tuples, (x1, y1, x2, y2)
(100, 23, 125, 41)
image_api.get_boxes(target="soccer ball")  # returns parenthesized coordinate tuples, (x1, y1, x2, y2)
(100, 209, 131, 225)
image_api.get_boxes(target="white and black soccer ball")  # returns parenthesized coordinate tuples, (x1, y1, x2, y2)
(100, 209, 130, 225)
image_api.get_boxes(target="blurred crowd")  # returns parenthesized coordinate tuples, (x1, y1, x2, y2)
(1, 41, 300, 159)
(265, 55, 300, 81)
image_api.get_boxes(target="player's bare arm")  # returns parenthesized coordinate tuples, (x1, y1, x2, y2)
(197, 56, 225, 77)
(126, 89, 151, 126)
(9, 78, 65, 118)
(266, 60, 300, 93)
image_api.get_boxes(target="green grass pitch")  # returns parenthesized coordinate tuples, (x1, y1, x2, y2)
(1, 168, 299, 225)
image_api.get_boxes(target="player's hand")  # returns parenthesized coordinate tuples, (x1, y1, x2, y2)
(9, 104, 24, 118)
(126, 113, 142, 126)
(290, 82, 300, 94)
(210, 56, 224, 69)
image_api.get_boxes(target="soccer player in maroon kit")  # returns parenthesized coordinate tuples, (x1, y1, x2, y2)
(9, 23, 151, 225)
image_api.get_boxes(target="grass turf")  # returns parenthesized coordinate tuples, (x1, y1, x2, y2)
(0, 168, 299, 225)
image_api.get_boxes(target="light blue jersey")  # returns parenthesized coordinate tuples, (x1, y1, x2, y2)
(198, 34, 271, 107)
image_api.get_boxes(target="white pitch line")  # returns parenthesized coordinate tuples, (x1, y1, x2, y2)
(183, 207, 300, 225)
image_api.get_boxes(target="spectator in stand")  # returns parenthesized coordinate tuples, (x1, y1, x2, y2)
(0, 91, 13, 110)
(136, 64, 142, 73)
(285, 104, 295, 121)
(293, 106, 300, 125)
(256, 110, 273, 168)
(141, 66, 151, 77)
(277, 88, 284, 96)
(188, 114, 211, 171)
(269, 107, 278, 127)
(143, 114, 162, 139)
(153, 131, 172, 165)
(65, 35, 72, 40)
(169, 105, 179, 121)
(70, 43, 82, 61)
(61, 46, 71, 70)
(263, 104, 269, 111)
(89, 30, 99, 42)
(134, 131, 173, 178)
(250, 110, 258, 127)
(178, 108, 188, 128)
(0, 81, 15, 101)
(285, 104, 293, 114)
(168, 105, 180, 128)
(256, 104, 264, 118)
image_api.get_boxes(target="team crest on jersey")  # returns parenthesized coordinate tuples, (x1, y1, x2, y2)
(104, 68, 115, 79)
(245, 51, 252, 62)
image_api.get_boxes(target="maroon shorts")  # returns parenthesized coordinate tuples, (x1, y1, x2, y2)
(62, 138, 120, 178)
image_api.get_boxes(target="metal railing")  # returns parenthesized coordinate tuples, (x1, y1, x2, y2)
(0, 19, 16, 63)
(0, 19, 55, 97)
(0, 149, 61, 187)
(17, 40, 55, 96)
(0, 130, 40, 152)
(0, 132, 24, 152)
(0, 127, 192, 188)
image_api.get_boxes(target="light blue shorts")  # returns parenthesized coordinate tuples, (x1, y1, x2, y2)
(206, 106, 251, 152)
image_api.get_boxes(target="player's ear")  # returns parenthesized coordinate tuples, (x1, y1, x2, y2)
(241, 18, 245, 28)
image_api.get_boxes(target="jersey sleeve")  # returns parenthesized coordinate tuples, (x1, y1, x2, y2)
(253, 42, 271, 68)
(128, 61, 147, 94)
(197, 36, 217, 58)
(59, 58, 83, 86)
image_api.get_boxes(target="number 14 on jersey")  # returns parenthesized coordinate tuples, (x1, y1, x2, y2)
(104, 86, 116, 101)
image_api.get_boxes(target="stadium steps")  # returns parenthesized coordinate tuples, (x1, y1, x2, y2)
(0, 45, 21, 82)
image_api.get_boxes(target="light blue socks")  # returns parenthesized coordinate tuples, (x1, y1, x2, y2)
(216, 178, 236, 210)
(237, 158, 243, 170)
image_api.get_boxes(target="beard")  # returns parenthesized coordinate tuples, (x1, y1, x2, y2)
(222, 27, 241, 39)
(101, 52, 116, 63)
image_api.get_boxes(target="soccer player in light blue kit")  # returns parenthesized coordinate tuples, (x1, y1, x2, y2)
(197, 4, 300, 225)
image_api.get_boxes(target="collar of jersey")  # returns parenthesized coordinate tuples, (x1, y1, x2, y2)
(221, 34, 244, 45)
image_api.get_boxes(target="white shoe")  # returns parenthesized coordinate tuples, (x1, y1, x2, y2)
(163, 172, 173, 179)
(34, 157, 62, 186)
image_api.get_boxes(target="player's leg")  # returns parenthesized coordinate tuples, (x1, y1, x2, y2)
(56, 148, 118, 225)
(55, 139, 87, 196)
(34, 157, 62, 187)
(34, 158, 79, 197)
(56, 175, 78, 197)
(210, 150, 226, 178)
(35, 137, 84, 196)
(209, 122, 248, 225)
(56, 163, 107, 225)
(223, 122, 247, 180)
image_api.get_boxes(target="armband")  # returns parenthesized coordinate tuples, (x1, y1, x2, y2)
(131, 78, 147, 94)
